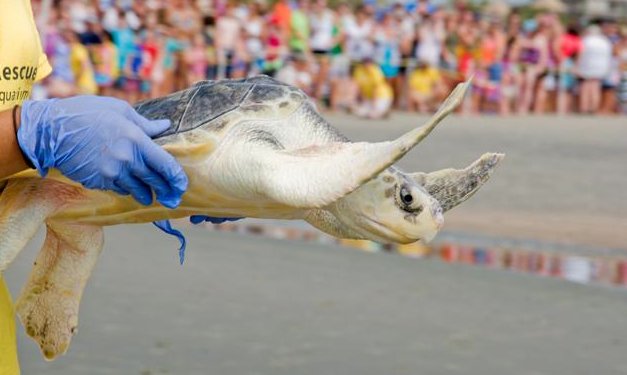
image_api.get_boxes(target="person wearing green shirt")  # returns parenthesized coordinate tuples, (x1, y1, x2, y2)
(289, 0, 311, 53)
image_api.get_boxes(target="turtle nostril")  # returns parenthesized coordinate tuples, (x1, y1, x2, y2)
(432, 206, 444, 225)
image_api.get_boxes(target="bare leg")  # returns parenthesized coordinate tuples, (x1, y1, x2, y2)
(534, 80, 547, 114)
(518, 68, 538, 114)
(600, 87, 617, 114)
(314, 58, 329, 101)
(557, 86, 569, 115)
(579, 80, 589, 113)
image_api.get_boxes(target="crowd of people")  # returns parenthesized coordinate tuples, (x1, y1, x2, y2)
(34, 0, 627, 118)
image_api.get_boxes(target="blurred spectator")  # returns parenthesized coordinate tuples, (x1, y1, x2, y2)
(618, 27, 627, 114)
(309, 0, 334, 100)
(65, 28, 98, 95)
(276, 54, 312, 93)
(556, 24, 581, 115)
(93, 31, 119, 96)
(244, 1, 265, 76)
(185, 34, 209, 84)
(32, 0, 627, 117)
(352, 58, 393, 119)
(408, 60, 444, 113)
(289, 0, 310, 54)
(215, 1, 245, 79)
(578, 25, 612, 114)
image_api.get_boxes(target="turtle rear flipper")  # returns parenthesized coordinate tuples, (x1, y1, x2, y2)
(0, 179, 69, 272)
(15, 222, 103, 360)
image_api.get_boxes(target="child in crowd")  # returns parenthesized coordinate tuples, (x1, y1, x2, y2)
(93, 31, 119, 96)
(352, 59, 393, 119)
(470, 60, 501, 114)
(276, 54, 313, 94)
(185, 34, 209, 84)
(47, 26, 77, 98)
(123, 34, 144, 103)
(555, 24, 581, 115)
(66, 29, 98, 95)
(140, 28, 162, 99)
(263, 18, 288, 76)
(408, 60, 443, 113)
(201, 15, 219, 80)
(139, 30, 160, 101)
(618, 28, 627, 114)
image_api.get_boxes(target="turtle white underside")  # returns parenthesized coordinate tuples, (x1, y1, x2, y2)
(0, 76, 504, 360)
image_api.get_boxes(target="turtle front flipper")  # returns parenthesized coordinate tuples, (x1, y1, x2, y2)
(15, 222, 103, 360)
(208, 80, 471, 209)
(410, 153, 505, 212)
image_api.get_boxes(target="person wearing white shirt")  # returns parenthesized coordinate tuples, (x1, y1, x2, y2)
(578, 25, 612, 113)
(309, 0, 335, 99)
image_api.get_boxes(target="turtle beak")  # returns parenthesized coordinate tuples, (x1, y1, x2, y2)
(421, 203, 444, 243)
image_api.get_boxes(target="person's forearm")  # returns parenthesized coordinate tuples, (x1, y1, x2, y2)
(0, 106, 29, 178)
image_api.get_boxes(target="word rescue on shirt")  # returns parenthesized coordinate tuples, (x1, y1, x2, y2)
(0, 65, 38, 105)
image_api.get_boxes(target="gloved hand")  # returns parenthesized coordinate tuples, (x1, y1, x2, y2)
(189, 215, 243, 224)
(18, 96, 188, 208)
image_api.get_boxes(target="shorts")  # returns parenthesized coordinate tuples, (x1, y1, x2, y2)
(354, 97, 392, 118)
(543, 73, 557, 91)
(140, 80, 151, 93)
(114, 77, 126, 90)
(487, 63, 503, 82)
(398, 56, 413, 74)
(219, 50, 247, 77)
(124, 78, 141, 92)
(410, 90, 433, 102)
(329, 55, 350, 78)
(559, 73, 575, 91)
(381, 64, 400, 78)
(95, 73, 114, 87)
(602, 81, 618, 90)
(312, 49, 330, 58)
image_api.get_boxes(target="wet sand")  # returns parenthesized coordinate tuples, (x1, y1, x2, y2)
(6, 226, 627, 375)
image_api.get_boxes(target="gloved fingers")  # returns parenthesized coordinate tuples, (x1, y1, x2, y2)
(190, 215, 244, 224)
(129, 161, 175, 206)
(136, 138, 188, 208)
(190, 215, 207, 224)
(109, 184, 131, 196)
(126, 109, 172, 138)
(114, 171, 154, 206)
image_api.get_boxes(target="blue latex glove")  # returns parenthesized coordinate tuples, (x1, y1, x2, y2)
(153, 216, 243, 265)
(18, 96, 188, 208)
(189, 215, 243, 225)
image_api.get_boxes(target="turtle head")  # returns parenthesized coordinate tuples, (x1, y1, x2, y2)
(305, 153, 504, 245)
(322, 168, 444, 244)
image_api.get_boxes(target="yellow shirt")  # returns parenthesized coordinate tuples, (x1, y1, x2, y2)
(352, 63, 394, 100)
(0, 0, 51, 373)
(409, 66, 441, 95)
(70, 42, 97, 95)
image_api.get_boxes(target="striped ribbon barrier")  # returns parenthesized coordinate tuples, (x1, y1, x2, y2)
(193, 220, 627, 289)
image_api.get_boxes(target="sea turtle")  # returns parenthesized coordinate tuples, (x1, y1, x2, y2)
(0, 76, 503, 360)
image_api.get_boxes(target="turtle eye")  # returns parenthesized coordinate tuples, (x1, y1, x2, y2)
(401, 188, 413, 205)
(398, 185, 423, 214)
